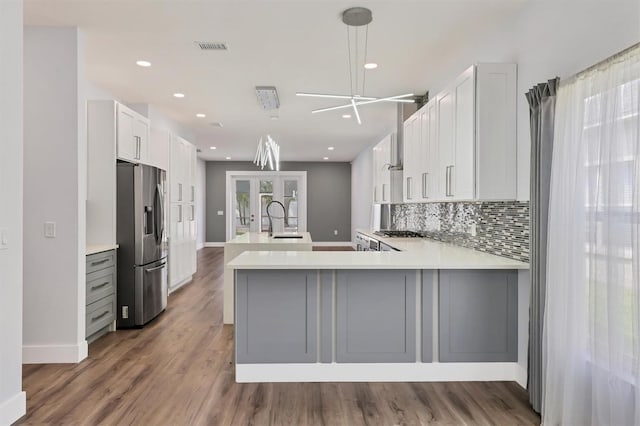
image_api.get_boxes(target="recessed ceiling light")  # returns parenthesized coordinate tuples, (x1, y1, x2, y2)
(210, 146, 216, 150)
(342, 114, 351, 119)
(328, 147, 335, 151)
(225, 156, 231, 160)
(136, 60, 151, 67)
(364, 62, 378, 70)
(173, 93, 185, 98)
(323, 157, 329, 160)
(196, 113, 206, 118)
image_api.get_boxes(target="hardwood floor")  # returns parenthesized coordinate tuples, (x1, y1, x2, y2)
(19, 248, 540, 425)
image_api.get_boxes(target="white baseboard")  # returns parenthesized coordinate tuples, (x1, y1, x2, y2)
(236, 362, 521, 383)
(204, 242, 224, 248)
(23, 340, 88, 364)
(0, 391, 26, 425)
(169, 276, 193, 294)
(515, 365, 528, 389)
(312, 241, 353, 247)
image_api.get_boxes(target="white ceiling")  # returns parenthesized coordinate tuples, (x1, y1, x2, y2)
(24, 0, 527, 162)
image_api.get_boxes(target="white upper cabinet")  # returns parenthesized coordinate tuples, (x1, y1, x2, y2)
(408, 63, 517, 203)
(372, 134, 396, 204)
(116, 103, 150, 164)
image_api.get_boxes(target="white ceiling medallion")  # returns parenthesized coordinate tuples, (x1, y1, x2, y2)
(296, 7, 415, 125)
(253, 135, 280, 171)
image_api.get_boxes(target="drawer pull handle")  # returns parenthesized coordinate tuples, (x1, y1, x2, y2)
(91, 310, 110, 322)
(91, 281, 110, 291)
(90, 258, 110, 266)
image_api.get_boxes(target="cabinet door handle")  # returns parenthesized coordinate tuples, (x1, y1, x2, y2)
(422, 173, 428, 199)
(445, 166, 450, 196)
(446, 165, 454, 197)
(91, 281, 110, 291)
(90, 258, 110, 267)
(382, 184, 387, 201)
(91, 310, 110, 322)
(178, 183, 182, 201)
(191, 186, 195, 202)
(406, 177, 412, 200)
(178, 205, 183, 222)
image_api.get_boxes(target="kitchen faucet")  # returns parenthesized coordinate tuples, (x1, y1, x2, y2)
(266, 200, 286, 237)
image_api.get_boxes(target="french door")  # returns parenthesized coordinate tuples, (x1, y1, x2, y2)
(226, 172, 306, 240)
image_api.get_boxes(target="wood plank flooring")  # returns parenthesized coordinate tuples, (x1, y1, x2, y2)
(18, 248, 540, 425)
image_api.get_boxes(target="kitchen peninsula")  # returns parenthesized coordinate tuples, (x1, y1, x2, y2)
(223, 232, 312, 324)
(228, 235, 529, 385)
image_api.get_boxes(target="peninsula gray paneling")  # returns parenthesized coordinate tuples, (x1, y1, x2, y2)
(439, 269, 518, 362)
(235, 270, 318, 364)
(320, 270, 333, 363)
(421, 270, 434, 363)
(205, 161, 351, 242)
(336, 270, 416, 363)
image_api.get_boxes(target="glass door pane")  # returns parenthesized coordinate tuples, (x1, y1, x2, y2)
(283, 179, 299, 233)
(233, 179, 251, 237)
(259, 179, 274, 233)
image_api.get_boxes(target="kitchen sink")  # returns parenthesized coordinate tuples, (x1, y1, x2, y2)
(272, 235, 304, 239)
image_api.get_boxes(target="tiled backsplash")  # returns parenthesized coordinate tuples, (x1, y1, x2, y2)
(391, 201, 530, 262)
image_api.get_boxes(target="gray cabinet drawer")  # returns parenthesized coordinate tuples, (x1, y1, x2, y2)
(86, 250, 115, 274)
(86, 267, 116, 305)
(86, 295, 115, 338)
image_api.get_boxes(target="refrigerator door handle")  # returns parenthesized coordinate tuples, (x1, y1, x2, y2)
(144, 262, 167, 273)
(154, 184, 164, 243)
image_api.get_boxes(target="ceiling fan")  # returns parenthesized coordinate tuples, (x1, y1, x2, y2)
(296, 7, 415, 125)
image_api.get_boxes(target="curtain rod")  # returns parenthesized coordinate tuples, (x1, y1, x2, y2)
(564, 42, 639, 83)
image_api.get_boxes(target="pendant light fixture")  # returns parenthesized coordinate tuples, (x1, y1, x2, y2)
(296, 7, 415, 124)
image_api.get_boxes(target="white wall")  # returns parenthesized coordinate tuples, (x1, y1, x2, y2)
(350, 145, 373, 241)
(0, 1, 26, 423)
(196, 159, 206, 249)
(23, 26, 87, 363)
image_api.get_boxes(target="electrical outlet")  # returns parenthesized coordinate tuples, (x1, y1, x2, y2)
(44, 221, 56, 238)
(217, 210, 224, 216)
(470, 223, 477, 237)
(122, 306, 129, 319)
(334, 230, 338, 236)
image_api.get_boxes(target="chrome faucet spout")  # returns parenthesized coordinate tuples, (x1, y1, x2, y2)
(266, 200, 286, 237)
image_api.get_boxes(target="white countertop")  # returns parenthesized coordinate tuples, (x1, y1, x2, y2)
(86, 244, 118, 256)
(228, 236, 529, 270)
(225, 232, 312, 245)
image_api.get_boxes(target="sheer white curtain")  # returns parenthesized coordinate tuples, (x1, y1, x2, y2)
(544, 44, 640, 425)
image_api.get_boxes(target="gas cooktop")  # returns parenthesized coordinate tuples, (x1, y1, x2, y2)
(374, 230, 423, 238)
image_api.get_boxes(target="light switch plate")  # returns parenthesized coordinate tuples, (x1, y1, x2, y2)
(217, 210, 224, 216)
(44, 221, 56, 238)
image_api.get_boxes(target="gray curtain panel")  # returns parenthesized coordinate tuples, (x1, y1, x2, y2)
(526, 78, 559, 413)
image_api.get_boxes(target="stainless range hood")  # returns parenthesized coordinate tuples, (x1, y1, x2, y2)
(389, 102, 418, 170)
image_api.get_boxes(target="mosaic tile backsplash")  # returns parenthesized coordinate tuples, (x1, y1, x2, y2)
(391, 201, 530, 262)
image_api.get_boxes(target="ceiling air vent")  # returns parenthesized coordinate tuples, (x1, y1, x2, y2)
(195, 41, 228, 51)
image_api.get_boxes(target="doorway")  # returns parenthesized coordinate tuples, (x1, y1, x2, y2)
(226, 171, 307, 241)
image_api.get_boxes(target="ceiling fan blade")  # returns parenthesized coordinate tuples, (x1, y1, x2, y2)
(351, 99, 362, 125)
(296, 92, 376, 101)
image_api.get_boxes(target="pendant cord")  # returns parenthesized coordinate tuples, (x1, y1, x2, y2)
(347, 26, 354, 96)
(362, 24, 369, 96)
(355, 28, 358, 96)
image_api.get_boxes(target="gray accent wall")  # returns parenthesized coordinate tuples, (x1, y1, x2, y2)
(205, 161, 351, 242)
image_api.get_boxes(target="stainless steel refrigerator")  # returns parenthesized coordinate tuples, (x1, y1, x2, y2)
(116, 162, 168, 327)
